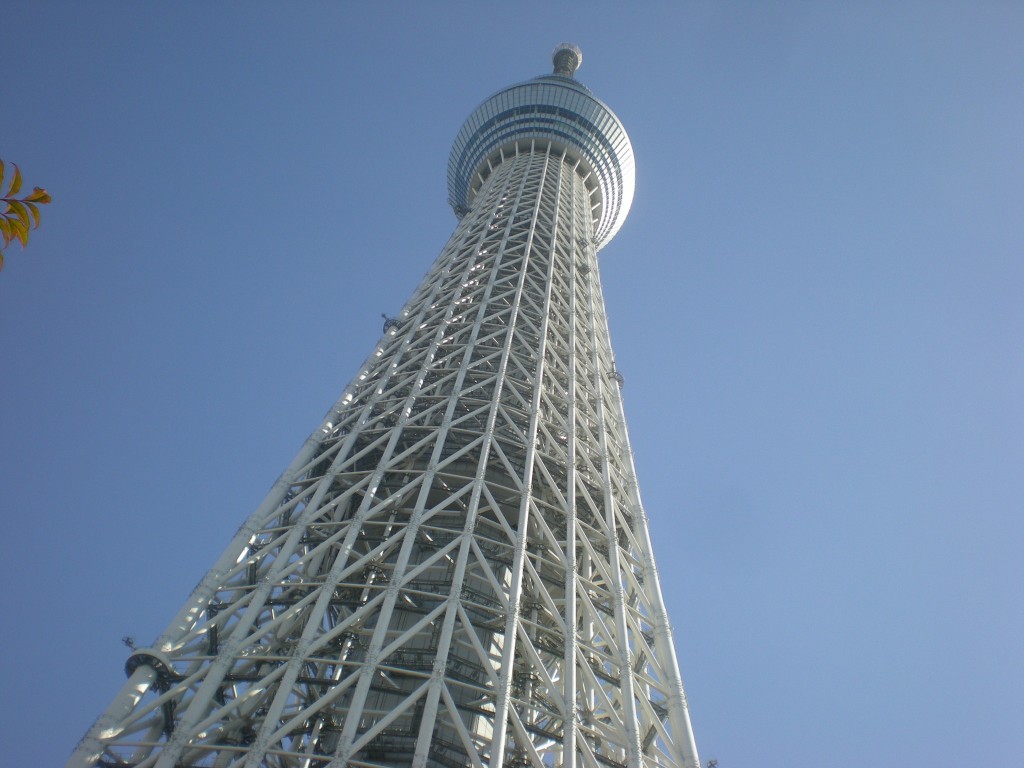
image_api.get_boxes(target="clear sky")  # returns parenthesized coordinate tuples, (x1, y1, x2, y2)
(3, 3, 1022, 766)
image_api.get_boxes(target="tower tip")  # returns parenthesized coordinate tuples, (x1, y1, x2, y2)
(552, 43, 582, 77)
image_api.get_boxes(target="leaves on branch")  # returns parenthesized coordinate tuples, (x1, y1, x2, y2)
(1, 160, 52, 271)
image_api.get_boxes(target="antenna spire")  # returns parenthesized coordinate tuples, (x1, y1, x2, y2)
(552, 43, 582, 77)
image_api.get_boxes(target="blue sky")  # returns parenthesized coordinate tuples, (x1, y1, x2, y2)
(3, 3, 1022, 766)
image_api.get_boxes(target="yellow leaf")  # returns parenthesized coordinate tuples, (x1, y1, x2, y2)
(0, 250, 4, 271)
(0, 216, 11, 246)
(25, 187, 51, 205)
(9, 217, 29, 246)
(6, 199, 30, 229)
(5, 163, 21, 197)
(25, 201, 41, 228)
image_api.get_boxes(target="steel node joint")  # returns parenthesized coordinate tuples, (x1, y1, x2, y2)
(124, 647, 175, 687)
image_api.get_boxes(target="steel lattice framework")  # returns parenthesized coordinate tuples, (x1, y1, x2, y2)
(71, 45, 701, 768)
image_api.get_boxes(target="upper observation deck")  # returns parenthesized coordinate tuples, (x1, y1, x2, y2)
(447, 44, 635, 250)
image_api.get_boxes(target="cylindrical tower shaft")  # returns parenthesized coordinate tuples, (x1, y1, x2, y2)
(70, 47, 700, 768)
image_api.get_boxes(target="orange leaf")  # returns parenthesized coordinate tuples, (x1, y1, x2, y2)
(0, 250, 4, 271)
(0, 160, 5, 192)
(25, 187, 51, 205)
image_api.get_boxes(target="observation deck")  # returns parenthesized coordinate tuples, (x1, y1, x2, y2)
(447, 44, 635, 250)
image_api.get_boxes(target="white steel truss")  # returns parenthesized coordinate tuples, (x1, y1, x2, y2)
(71, 49, 700, 768)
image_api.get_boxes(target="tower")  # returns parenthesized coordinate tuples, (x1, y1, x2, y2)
(71, 44, 700, 768)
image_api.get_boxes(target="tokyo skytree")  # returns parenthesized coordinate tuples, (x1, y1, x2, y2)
(70, 44, 701, 768)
